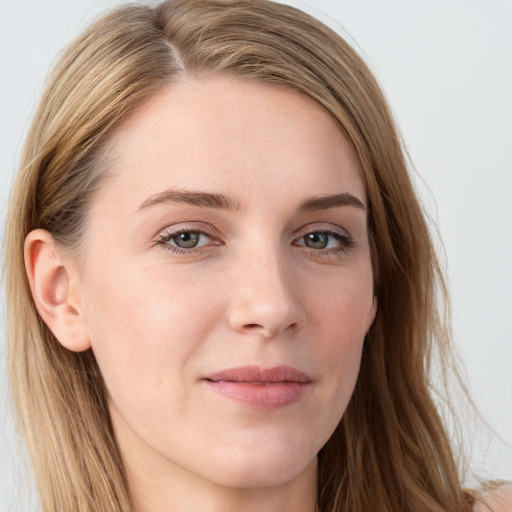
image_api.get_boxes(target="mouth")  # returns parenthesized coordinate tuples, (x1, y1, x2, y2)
(203, 365, 311, 409)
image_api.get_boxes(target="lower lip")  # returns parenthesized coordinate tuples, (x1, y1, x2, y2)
(205, 381, 310, 409)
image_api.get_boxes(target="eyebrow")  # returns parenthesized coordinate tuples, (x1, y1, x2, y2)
(138, 189, 242, 211)
(137, 189, 366, 213)
(297, 193, 367, 212)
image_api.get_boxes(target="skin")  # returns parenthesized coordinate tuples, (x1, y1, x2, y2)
(26, 76, 377, 512)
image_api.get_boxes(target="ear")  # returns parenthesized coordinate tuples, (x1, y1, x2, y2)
(366, 295, 378, 333)
(24, 229, 91, 352)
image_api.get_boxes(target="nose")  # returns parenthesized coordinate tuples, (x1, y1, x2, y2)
(227, 251, 305, 338)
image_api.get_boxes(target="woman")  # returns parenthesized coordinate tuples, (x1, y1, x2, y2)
(3, 1, 511, 511)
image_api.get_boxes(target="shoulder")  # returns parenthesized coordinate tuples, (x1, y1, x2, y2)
(473, 483, 512, 512)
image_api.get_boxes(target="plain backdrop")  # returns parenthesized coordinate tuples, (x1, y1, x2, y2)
(1, 0, 511, 509)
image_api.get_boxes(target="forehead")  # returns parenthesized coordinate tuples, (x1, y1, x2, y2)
(97, 75, 365, 210)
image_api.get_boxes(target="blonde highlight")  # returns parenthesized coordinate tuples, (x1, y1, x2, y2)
(5, 1, 477, 510)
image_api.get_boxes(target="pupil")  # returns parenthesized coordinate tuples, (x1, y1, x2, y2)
(175, 232, 199, 248)
(306, 232, 328, 249)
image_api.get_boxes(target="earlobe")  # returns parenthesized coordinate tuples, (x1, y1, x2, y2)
(24, 229, 91, 352)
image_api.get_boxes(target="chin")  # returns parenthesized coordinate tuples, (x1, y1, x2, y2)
(199, 441, 318, 489)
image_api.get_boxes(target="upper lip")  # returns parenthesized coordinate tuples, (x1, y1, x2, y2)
(204, 365, 310, 384)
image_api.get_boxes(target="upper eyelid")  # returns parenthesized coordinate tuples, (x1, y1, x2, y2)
(157, 222, 352, 238)
(158, 223, 219, 238)
(293, 222, 351, 238)
(158, 222, 349, 235)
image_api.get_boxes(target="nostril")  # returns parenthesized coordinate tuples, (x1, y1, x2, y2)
(241, 321, 301, 338)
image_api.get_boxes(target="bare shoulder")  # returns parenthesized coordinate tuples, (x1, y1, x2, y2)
(473, 483, 512, 512)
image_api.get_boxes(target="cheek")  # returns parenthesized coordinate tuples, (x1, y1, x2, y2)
(313, 266, 374, 345)
(308, 267, 373, 410)
(80, 259, 223, 401)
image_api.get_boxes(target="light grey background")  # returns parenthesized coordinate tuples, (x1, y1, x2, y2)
(1, 0, 511, 509)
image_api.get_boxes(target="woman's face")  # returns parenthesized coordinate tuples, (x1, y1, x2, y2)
(75, 76, 376, 490)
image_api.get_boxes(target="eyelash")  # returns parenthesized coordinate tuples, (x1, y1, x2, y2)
(294, 228, 355, 254)
(155, 225, 220, 255)
(155, 226, 355, 256)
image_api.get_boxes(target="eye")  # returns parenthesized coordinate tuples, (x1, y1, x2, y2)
(295, 229, 354, 252)
(170, 231, 208, 249)
(303, 232, 334, 249)
(156, 228, 219, 253)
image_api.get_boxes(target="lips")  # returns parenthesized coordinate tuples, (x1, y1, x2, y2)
(203, 365, 311, 409)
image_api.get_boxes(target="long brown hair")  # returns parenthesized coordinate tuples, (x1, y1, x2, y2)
(4, 1, 475, 510)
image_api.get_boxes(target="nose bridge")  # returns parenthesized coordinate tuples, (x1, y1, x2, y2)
(228, 237, 304, 337)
